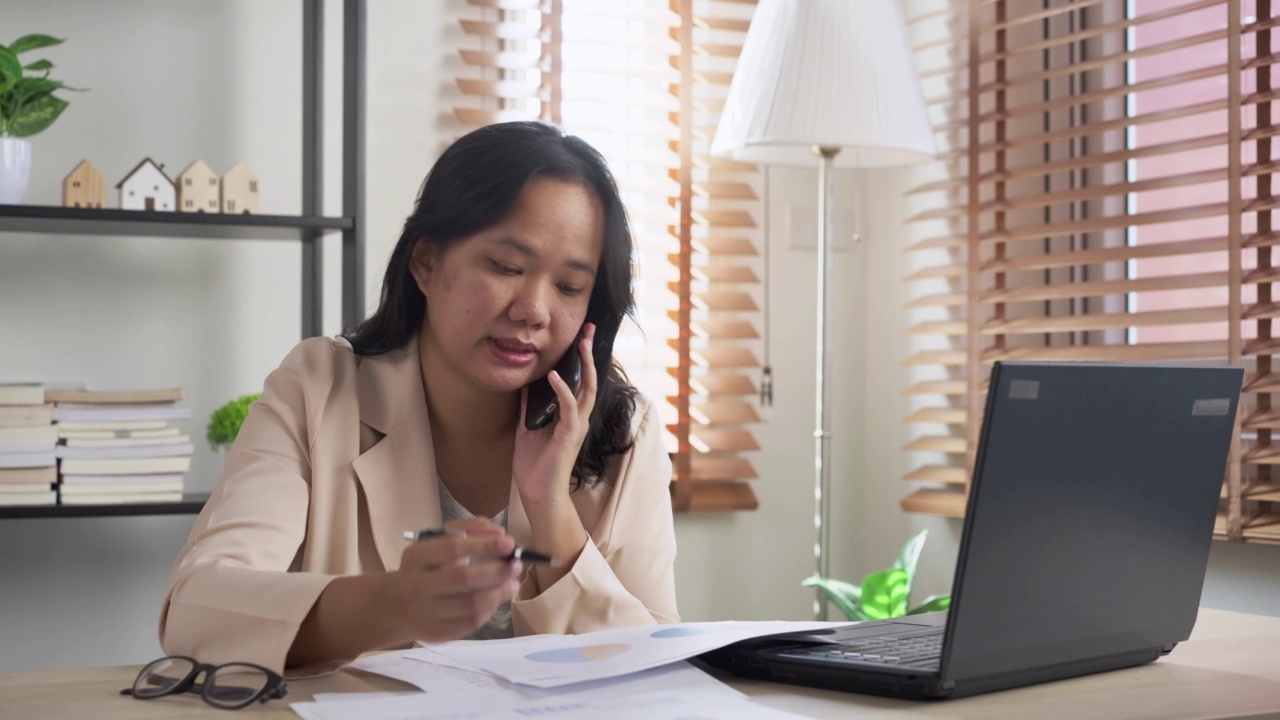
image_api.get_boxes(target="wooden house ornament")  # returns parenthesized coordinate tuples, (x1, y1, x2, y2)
(220, 161, 259, 214)
(116, 158, 175, 211)
(176, 159, 219, 213)
(62, 160, 107, 208)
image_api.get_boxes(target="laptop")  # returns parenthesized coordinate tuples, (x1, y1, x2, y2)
(700, 361, 1243, 700)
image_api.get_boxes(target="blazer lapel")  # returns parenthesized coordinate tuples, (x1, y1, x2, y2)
(351, 336, 442, 571)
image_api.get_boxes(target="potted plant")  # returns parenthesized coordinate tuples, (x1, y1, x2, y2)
(803, 529, 952, 621)
(0, 34, 78, 204)
(207, 393, 260, 453)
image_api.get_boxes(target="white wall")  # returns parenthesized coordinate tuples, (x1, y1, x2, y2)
(1, 0, 1277, 674)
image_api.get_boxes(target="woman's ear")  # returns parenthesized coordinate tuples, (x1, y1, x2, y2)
(408, 238, 436, 295)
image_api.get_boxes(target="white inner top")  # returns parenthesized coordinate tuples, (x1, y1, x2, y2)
(437, 478, 514, 640)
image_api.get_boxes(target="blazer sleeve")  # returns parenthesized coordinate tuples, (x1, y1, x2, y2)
(158, 339, 344, 676)
(511, 398, 679, 634)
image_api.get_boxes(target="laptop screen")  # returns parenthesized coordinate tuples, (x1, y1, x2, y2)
(940, 362, 1241, 684)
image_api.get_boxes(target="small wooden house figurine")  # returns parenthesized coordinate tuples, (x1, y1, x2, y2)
(116, 158, 175, 211)
(176, 159, 219, 213)
(62, 160, 107, 209)
(220, 161, 259, 214)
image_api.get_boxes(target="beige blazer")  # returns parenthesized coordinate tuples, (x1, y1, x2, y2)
(159, 335, 678, 674)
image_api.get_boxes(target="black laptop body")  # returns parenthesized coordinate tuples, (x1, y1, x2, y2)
(700, 361, 1243, 700)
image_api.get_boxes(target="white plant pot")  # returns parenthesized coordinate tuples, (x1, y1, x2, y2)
(0, 137, 32, 205)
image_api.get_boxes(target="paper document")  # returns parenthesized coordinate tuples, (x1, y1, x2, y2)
(413, 620, 847, 688)
(348, 657, 741, 705)
(294, 687, 810, 720)
(292, 660, 759, 720)
(311, 692, 418, 703)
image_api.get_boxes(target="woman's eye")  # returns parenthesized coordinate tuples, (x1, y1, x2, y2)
(558, 284, 584, 297)
(492, 260, 520, 275)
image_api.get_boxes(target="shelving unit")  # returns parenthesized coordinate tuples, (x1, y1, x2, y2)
(0, 0, 366, 519)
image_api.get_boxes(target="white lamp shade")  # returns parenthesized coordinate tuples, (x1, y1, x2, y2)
(712, 0, 936, 168)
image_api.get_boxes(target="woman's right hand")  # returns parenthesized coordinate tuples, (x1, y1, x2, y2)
(389, 517, 523, 643)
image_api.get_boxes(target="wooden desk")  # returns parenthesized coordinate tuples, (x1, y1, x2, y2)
(2, 608, 1278, 720)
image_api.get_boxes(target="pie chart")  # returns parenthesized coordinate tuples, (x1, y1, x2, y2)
(525, 643, 631, 663)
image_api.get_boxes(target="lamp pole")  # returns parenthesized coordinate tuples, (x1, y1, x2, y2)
(813, 144, 840, 620)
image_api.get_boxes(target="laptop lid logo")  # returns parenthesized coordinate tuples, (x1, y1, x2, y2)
(1008, 379, 1039, 400)
(1192, 398, 1231, 416)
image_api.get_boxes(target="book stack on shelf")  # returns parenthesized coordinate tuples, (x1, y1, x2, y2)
(51, 388, 192, 505)
(0, 384, 58, 507)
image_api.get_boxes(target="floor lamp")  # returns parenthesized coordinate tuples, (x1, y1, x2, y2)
(711, 0, 936, 620)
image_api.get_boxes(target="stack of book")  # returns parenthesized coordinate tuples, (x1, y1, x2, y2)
(0, 383, 58, 506)
(52, 388, 192, 505)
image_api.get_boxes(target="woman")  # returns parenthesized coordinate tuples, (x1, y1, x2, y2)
(159, 121, 678, 675)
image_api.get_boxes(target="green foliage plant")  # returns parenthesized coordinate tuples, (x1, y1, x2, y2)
(207, 394, 261, 452)
(803, 529, 952, 622)
(0, 34, 80, 138)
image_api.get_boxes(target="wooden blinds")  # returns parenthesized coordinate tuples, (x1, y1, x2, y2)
(451, 0, 764, 512)
(902, 0, 1280, 543)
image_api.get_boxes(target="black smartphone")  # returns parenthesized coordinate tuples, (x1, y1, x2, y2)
(524, 329, 585, 431)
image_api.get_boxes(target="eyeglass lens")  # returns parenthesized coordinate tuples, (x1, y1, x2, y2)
(203, 663, 271, 709)
(133, 657, 197, 699)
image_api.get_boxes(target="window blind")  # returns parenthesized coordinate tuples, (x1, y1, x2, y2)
(451, 0, 764, 512)
(902, 0, 1280, 543)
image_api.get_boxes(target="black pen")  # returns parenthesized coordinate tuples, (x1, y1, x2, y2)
(402, 529, 561, 567)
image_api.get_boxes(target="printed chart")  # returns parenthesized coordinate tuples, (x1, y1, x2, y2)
(420, 619, 848, 688)
(526, 643, 631, 663)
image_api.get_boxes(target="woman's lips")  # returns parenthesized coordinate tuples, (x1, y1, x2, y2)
(490, 338, 537, 366)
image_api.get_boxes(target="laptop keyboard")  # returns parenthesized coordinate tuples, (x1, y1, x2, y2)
(777, 629, 943, 670)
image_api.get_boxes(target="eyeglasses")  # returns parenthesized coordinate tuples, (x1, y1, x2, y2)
(120, 655, 288, 710)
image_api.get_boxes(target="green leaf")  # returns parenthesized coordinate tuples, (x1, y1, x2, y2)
(10, 35, 63, 55)
(207, 394, 262, 451)
(860, 568, 910, 620)
(802, 576, 869, 622)
(893, 529, 929, 606)
(0, 47, 21, 87)
(7, 92, 68, 137)
(23, 59, 52, 72)
(802, 575, 862, 604)
(15, 77, 62, 96)
(907, 594, 952, 615)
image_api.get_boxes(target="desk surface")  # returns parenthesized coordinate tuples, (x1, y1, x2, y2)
(2, 608, 1278, 720)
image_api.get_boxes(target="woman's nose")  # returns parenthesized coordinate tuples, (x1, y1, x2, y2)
(509, 282, 550, 327)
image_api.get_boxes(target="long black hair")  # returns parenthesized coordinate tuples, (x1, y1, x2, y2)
(345, 121, 638, 489)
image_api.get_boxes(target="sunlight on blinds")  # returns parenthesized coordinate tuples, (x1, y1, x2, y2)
(900, 0, 1280, 542)
(558, 0, 683, 423)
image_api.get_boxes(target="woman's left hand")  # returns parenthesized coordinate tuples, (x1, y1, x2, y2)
(512, 323, 598, 511)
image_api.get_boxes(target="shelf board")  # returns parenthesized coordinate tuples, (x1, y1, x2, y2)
(0, 205, 351, 240)
(0, 493, 210, 519)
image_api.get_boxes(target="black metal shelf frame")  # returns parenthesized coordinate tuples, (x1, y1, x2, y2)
(0, 205, 350, 239)
(0, 494, 212, 520)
